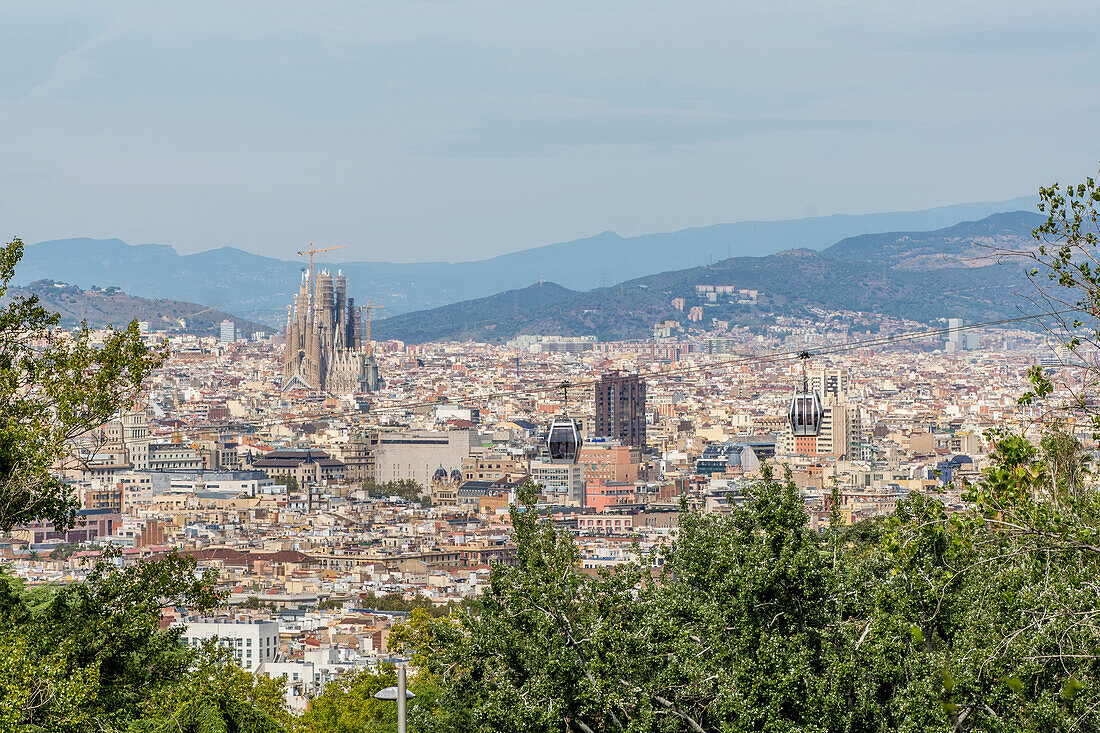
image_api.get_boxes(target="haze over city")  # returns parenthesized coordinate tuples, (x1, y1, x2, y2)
(3, 1, 1100, 261)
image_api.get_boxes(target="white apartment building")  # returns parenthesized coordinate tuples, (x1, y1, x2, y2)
(181, 619, 280, 673)
(261, 647, 364, 713)
(528, 460, 586, 506)
(219, 319, 237, 343)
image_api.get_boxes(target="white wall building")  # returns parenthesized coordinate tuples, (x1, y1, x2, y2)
(181, 619, 280, 673)
(261, 647, 373, 713)
(529, 460, 586, 506)
(219, 320, 237, 343)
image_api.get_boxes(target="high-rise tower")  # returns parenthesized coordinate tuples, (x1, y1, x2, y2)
(593, 372, 646, 448)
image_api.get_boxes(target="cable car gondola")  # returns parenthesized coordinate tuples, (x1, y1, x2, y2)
(546, 382, 583, 463)
(788, 351, 823, 437)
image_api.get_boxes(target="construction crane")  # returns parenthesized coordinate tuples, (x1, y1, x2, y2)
(357, 300, 385, 353)
(296, 242, 347, 276)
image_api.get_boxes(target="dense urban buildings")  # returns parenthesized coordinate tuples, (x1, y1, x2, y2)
(10, 299, 1086, 712)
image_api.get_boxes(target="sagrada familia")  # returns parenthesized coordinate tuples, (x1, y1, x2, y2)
(282, 268, 382, 394)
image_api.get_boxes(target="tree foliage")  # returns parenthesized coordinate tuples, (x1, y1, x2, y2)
(272, 474, 299, 491)
(362, 479, 429, 504)
(133, 644, 292, 733)
(392, 447, 1100, 732)
(0, 240, 286, 732)
(0, 236, 165, 530)
(362, 592, 467, 618)
(296, 665, 438, 733)
(992, 168, 1100, 426)
(0, 553, 288, 732)
(242, 595, 279, 612)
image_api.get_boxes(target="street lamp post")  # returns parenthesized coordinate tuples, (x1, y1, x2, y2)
(374, 665, 415, 733)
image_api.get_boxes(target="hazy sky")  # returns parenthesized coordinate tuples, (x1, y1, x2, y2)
(1, 1, 1098, 263)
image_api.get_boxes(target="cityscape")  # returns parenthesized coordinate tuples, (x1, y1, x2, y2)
(4, 253, 1084, 713)
(3, 2, 1100, 732)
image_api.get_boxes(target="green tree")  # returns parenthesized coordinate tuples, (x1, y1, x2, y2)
(0, 552, 240, 731)
(0, 238, 290, 732)
(868, 428, 1100, 731)
(393, 465, 1100, 732)
(391, 481, 648, 732)
(242, 595, 278, 612)
(362, 479, 429, 504)
(135, 643, 292, 733)
(0, 551, 293, 733)
(1000, 168, 1100, 426)
(391, 474, 908, 732)
(273, 474, 299, 492)
(296, 665, 438, 733)
(0, 237, 164, 530)
(49, 542, 78, 560)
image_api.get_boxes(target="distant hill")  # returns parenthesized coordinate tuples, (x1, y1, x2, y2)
(374, 212, 1042, 342)
(2, 280, 268, 336)
(12, 197, 1036, 326)
(371, 281, 579, 343)
(822, 210, 1044, 268)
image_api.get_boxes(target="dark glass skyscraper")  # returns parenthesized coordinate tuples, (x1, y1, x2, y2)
(594, 372, 646, 448)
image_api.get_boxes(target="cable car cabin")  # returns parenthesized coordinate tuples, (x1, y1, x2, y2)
(788, 389, 823, 437)
(546, 419, 583, 463)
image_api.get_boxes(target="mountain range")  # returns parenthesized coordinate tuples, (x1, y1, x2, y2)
(10, 197, 1036, 327)
(372, 211, 1045, 343)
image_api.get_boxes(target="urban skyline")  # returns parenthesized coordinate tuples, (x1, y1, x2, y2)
(4, 2, 1100, 730)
